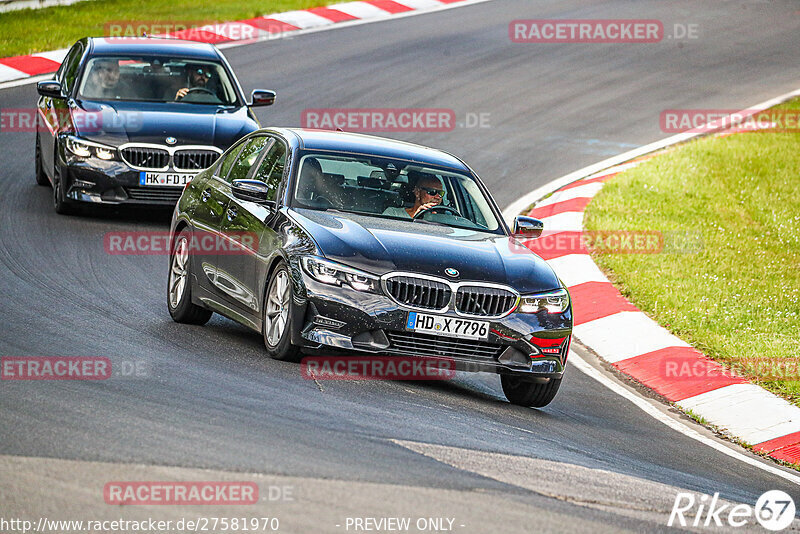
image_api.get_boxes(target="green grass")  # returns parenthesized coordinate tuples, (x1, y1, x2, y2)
(0, 0, 331, 58)
(584, 98, 800, 405)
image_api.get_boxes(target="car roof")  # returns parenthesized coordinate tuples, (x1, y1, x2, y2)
(273, 128, 470, 172)
(87, 37, 221, 60)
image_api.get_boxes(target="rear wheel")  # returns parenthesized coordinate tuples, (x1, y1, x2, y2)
(263, 262, 301, 362)
(168, 230, 212, 325)
(35, 134, 49, 186)
(501, 374, 562, 408)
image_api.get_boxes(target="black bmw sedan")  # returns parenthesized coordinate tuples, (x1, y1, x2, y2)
(168, 128, 572, 407)
(35, 37, 276, 214)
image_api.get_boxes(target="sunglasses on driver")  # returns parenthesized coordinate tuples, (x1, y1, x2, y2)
(418, 187, 444, 197)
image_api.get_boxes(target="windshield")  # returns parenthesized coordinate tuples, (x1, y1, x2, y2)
(291, 152, 502, 233)
(77, 56, 239, 105)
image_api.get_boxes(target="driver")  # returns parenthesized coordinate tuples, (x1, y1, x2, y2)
(384, 172, 445, 218)
(175, 64, 214, 100)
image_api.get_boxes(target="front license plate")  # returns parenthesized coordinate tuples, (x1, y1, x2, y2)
(139, 171, 194, 187)
(406, 312, 489, 341)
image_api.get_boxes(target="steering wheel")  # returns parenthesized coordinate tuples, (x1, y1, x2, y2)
(413, 204, 461, 220)
(178, 87, 216, 100)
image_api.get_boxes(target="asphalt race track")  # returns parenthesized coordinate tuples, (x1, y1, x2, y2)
(1, 0, 799, 531)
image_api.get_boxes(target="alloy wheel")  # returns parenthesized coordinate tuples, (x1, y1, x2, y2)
(265, 270, 290, 347)
(169, 237, 189, 309)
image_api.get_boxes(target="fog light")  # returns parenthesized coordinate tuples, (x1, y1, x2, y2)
(72, 179, 95, 189)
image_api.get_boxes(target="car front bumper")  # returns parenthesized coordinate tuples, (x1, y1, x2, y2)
(293, 271, 572, 379)
(61, 158, 189, 206)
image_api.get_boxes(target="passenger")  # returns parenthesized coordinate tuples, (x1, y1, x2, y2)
(383, 173, 445, 218)
(298, 157, 344, 208)
(84, 59, 134, 100)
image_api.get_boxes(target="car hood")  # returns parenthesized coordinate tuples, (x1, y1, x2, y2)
(290, 209, 561, 294)
(72, 100, 258, 150)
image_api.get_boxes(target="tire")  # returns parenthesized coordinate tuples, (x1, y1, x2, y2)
(35, 133, 49, 186)
(501, 374, 562, 408)
(263, 262, 301, 362)
(52, 158, 74, 215)
(167, 230, 212, 325)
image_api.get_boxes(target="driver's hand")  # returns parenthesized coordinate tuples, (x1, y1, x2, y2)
(175, 87, 189, 100)
(412, 201, 440, 217)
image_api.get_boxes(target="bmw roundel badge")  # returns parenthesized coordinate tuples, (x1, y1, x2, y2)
(165, 136, 177, 145)
(445, 267, 459, 277)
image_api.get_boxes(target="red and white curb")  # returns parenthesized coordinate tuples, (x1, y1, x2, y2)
(503, 88, 800, 466)
(0, 0, 480, 84)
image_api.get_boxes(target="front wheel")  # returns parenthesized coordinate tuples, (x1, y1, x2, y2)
(52, 161, 73, 215)
(263, 263, 301, 362)
(501, 374, 562, 408)
(168, 230, 212, 325)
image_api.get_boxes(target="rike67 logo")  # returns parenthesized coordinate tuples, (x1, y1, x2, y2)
(669, 490, 796, 531)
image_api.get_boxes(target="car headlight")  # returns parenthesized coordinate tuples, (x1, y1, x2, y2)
(518, 289, 570, 314)
(65, 136, 117, 160)
(301, 256, 381, 293)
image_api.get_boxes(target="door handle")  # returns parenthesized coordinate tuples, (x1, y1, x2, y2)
(226, 207, 237, 221)
(201, 189, 211, 202)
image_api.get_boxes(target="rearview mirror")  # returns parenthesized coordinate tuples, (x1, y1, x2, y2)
(37, 80, 64, 99)
(513, 216, 544, 238)
(232, 179, 274, 204)
(249, 89, 276, 107)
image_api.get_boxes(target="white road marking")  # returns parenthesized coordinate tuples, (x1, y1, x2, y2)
(0, 63, 27, 83)
(269, 10, 336, 29)
(568, 350, 800, 485)
(534, 181, 604, 208)
(677, 384, 800, 445)
(537, 211, 585, 232)
(545, 254, 608, 287)
(573, 311, 691, 363)
(328, 2, 394, 19)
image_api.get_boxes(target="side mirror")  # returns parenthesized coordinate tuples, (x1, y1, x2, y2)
(249, 89, 276, 107)
(37, 80, 64, 98)
(513, 216, 544, 238)
(232, 179, 273, 204)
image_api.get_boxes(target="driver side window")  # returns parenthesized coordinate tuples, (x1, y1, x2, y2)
(59, 43, 84, 94)
(251, 140, 286, 202)
(217, 141, 247, 181)
(226, 136, 271, 183)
